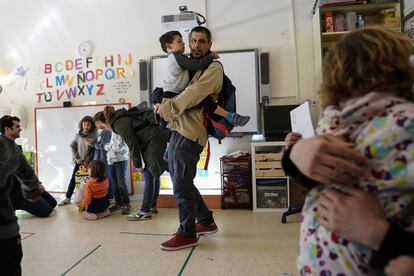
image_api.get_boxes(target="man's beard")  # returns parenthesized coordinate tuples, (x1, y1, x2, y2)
(190, 49, 211, 59)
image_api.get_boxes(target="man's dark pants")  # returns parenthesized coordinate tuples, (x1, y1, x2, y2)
(168, 131, 214, 237)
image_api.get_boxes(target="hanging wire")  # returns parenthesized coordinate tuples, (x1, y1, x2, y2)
(312, 0, 320, 15)
(181, 10, 206, 25)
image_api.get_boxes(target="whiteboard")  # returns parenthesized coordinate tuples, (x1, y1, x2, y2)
(35, 103, 133, 194)
(150, 49, 260, 134)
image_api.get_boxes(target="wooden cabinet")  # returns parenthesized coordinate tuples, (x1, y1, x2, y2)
(220, 154, 252, 209)
(312, 1, 401, 89)
(251, 142, 289, 212)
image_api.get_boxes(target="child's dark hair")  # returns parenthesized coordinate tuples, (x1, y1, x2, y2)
(78, 116, 96, 132)
(159, 31, 182, 53)
(88, 160, 106, 181)
(93, 111, 106, 123)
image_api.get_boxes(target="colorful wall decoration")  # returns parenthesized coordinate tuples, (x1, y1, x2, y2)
(36, 53, 133, 103)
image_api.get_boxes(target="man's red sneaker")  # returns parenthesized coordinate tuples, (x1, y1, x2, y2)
(196, 222, 218, 235)
(160, 235, 198, 251)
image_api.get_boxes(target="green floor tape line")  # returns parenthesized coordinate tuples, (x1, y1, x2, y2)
(177, 237, 200, 276)
(20, 232, 35, 240)
(120, 231, 172, 236)
(61, 245, 101, 276)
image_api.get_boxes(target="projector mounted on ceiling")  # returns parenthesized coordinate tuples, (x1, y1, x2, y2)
(161, 6, 206, 32)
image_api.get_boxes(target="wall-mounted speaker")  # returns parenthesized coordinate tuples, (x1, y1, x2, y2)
(259, 52, 270, 104)
(139, 59, 150, 105)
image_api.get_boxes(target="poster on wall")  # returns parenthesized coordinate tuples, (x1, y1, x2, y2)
(1, 53, 136, 105)
(35, 53, 134, 104)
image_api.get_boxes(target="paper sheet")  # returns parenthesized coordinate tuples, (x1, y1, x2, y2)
(290, 101, 315, 138)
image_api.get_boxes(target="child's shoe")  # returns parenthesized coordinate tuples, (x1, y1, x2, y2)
(232, 113, 250, 127)
(109, 204, 122, 212)
(58, 198, 71, 206)
(82, 211, 98, 220)
(121, 205, 131, 215)
(97, 209, 110, 219)
(127, 210, 152, 221)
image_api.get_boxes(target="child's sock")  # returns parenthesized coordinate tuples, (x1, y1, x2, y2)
(225, 112, 235, 123)
(226, 112, 250, 127)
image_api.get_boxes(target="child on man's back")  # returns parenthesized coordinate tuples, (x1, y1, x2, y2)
(154, 30, 250, 127)
(78, 160, 110, 220)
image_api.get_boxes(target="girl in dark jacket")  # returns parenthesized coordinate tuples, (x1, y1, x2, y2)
(103, 105, 169, 220)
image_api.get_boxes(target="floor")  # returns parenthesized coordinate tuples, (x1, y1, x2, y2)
(17, 201, 301, 276)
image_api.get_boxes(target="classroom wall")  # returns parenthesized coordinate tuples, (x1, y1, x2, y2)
(0, 0, 317, 195)
(405, 0, 414, 16)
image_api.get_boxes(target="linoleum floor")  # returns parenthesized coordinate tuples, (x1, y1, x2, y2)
(18, 201, 301, 276)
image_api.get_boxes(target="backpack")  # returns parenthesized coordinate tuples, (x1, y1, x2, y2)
(204, 62, 237, 141)
(127, 102, 154, 122)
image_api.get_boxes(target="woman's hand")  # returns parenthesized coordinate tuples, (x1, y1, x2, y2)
(385, 256, 414, 276)
(284, 132, 302, 148)
(318, 185, 389, 250)
(289, 135, 369, 186)
(155, 104, 164, 119)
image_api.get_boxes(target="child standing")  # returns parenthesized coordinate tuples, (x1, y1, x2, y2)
(59, 116, 97, 206)
(127, 169, 160, 221)
(154, 30, 250, 127)
(104, 124, 131, 214)
(298, 27, 414, 275)
(92, 111, 113, 200)
(78, 160, 110, 220)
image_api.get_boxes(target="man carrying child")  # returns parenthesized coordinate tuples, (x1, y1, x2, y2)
(156, 26, 225, 251)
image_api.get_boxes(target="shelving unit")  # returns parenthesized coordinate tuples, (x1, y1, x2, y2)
(251, 141, 289, 212)
(220, 154, 252, 210)
(312, 1, 401, 90)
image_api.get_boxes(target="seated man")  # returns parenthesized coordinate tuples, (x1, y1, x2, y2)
(1, 115, 57, 218)
(10, 179, 56, 218)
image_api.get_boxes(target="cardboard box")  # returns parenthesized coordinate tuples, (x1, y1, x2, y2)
(383, 17, 400, 28)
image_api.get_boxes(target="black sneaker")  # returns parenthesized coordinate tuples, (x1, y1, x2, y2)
(232, 113, 250, 127)
(109, 204, 122, 212)
(121, 206, 131, 215)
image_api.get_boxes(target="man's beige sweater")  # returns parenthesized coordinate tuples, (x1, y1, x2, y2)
(161, 61, 223, 146)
